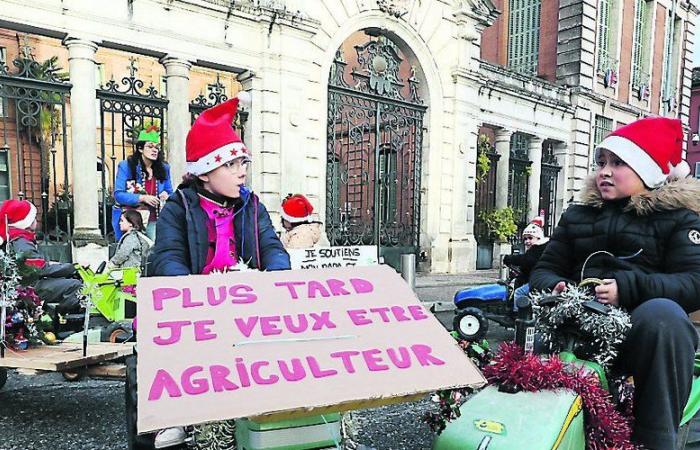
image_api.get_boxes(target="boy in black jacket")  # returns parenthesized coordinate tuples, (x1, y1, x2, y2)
(531, 117, 700, 449)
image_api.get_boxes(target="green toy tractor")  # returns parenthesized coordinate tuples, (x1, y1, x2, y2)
(41, 262, 139, 343)
(434, 289, 700, 450)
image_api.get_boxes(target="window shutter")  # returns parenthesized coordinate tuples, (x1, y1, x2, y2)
(508, 0, 542, 75)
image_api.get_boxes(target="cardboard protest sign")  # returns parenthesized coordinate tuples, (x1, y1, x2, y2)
(136, 265, 485, 433)
(288, 245, 378, 270)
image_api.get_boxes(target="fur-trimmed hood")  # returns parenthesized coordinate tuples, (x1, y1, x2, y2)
(579, 174, 700, 215)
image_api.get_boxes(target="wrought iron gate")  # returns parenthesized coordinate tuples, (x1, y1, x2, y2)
(189, 75, 248, 140)
(538, 142, 561, 236)
(474, 135, 499, 269)
(97, 59, 168, 241)
(0, 44, 72, 261)
(508, 133, 531, 248)
(327, 36, 426, 269)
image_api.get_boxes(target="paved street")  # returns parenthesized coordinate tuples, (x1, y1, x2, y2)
(1, 270, 696, 450)
(0, 271, 502, 450)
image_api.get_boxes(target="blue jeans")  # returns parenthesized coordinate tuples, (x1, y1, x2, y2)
(146, 221, 156, 241)
(513, 283, 530, 310)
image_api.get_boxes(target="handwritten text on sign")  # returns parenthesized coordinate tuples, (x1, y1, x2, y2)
(136, 265, 485, 433)
(288, 245, 378, 270)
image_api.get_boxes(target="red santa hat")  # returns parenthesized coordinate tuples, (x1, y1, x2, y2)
(281, 194, 314, 223)
(595, 117, 690, 189)
(186, 92, 252, 176)
(0, 199, 37, 244)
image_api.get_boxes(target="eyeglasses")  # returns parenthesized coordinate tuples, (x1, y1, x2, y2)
(223, 158, 251, 172)
(144, 142, 160, 150)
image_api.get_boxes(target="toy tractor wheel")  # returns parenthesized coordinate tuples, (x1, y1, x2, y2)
(0, 368, 7, 390)
(126, 354, 156, 450)
(62, 368, 86, 382)
(453, 307, 489, 342)
(103, 321, 133, 343)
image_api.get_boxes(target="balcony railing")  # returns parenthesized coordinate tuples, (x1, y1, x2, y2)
(632, 70, 651, 101)
(661, 87, 678, 114)
(507, 60, 538, 77)
(597, 52, 619, 88)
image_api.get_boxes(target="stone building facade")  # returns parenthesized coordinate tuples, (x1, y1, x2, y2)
(0, 0, 696, 272)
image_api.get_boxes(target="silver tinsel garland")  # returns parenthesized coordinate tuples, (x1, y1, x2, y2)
(530, 284, 632, 368)
(0, 249, 20, 308)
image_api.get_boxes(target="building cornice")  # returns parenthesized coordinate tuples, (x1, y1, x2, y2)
(453, 0, 500, 29)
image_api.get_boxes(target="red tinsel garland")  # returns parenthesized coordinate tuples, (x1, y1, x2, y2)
(482, 342, 639, 450)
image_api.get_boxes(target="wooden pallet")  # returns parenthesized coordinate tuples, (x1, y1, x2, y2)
(0, 342, 132, 371)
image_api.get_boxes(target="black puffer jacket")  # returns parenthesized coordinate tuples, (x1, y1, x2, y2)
(530, 176, 700, 312)
(503, 243, 548, 288)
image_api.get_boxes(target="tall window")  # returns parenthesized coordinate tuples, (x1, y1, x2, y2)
(597, 0, 612, 72)
(661, 13, 681, 113)
(592, 115, 613, 169)
(631, 0, 650, 89)
(0, 47, 5, 117)
(508, 0, 542, 75)
(594, 115, 613, 146)
(0, 151, 10, 201)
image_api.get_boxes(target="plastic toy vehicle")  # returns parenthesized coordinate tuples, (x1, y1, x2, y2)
(436, 285, 700, 450)
(42, 261, 139, 343)
(452, 261, 520, 341)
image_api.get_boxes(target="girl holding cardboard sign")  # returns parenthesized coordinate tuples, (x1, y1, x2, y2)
(128, 93, 291, 449)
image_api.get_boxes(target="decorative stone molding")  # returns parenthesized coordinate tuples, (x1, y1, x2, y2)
(201, 0, 317, 27)
(453, 0, 500, 29)
(377, 0, 410, 18)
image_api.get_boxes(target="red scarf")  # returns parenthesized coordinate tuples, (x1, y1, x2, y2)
(8, 228, 36, 243)
(8, 228, 45, 269)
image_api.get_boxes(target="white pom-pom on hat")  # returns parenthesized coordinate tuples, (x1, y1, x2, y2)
(237, 90, 252, 109)
(668, 160, 691, 180)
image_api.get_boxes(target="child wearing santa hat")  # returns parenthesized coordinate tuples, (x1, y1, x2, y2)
(279, 193, 328, 249)
(140, 93, 290, 449)
(531, 117, 700, 449)
(0, 199, 82, 315)
(503, 216, 549, 304)
(149, 92, 289, 276)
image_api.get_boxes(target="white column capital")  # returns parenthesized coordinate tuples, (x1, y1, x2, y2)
(63, 37, 98, 59)
(528, 136, 544, 147)
(160, 56, 192, 77)
(494, 128, 513, 143)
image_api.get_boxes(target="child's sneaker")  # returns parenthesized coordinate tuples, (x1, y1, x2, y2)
(154, 426, 186, 448)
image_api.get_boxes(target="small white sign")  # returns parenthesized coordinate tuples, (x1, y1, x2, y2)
(288, 246, 379, 270)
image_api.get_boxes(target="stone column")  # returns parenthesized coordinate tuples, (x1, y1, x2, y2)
(64, 37, 106, 264)
(527, 136, 544, 221)
(552, 141, 570, 226)
(160, 56, 191, 182)
(494, 128, 512, 209)
(492, 128, 513, 267)
(238, 71, 264, 194)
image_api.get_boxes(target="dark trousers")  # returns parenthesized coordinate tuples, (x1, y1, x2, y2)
(619, 298, 698, 449)
(34, 277, 83, 314)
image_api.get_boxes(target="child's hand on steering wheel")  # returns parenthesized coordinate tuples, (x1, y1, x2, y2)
(594, 279, 619, 306)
